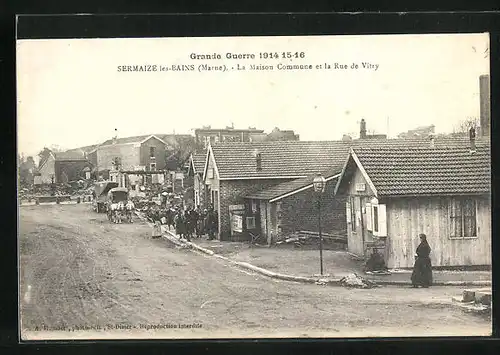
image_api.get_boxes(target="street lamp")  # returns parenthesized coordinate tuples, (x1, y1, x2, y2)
(313, 173, 327, 275)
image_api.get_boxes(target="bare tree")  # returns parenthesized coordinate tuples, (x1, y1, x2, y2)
(37, 147, 52, 167)
(453, 117, 480, 135)
(48, 144, 66, 152)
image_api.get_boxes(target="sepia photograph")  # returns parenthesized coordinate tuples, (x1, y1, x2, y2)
(16, 33, 492, 340)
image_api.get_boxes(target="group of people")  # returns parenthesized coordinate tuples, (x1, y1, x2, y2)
(172, 205, 219, 242)
(147, 199, 434, 288)
(148, 204, 218, 242)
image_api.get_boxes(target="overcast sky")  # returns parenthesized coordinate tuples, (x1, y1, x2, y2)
(17, 33, 489, 158)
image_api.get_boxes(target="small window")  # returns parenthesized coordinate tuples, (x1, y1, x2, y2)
(207, 168, 214, 179)
(246, 217, 256, 229)
(150, 146, 155, 157)
(150, 163, 156, 171)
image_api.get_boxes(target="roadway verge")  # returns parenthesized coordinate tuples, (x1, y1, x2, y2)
(135, 212, 491, 288)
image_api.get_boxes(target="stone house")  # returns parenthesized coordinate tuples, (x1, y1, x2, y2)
(36, 150, 92, 184)
(195, 126, 265, 151)
(96, 134, 171, 174)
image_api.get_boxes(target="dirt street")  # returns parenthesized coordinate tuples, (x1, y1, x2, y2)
(19, 204, 491, 339)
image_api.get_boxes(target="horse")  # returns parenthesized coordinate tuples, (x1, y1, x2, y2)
(115, 201, 126, 224)
(125, 200, 135, 223)
(108, 202, 119, 223)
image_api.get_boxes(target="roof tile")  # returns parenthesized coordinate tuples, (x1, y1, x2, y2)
(352, 145, 491, 196)
(246, 168, 340, 200)
(211, 137, 489, 180)
(191, 153, 206, 174)
(54, 151, 89, 161)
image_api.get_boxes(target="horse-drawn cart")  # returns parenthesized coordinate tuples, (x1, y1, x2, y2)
(93, 181, 119, 213)
(106, 187, 134, 223)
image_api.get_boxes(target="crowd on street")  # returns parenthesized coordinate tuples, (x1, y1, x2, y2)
(146, 204, 219, 242)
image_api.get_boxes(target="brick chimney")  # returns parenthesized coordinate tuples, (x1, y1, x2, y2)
(256, 153, 262, 171)
(360, 119, 367, 139)
(479, 75, 490, 137)
(253, 149, 262, 171)
(429, 135, 435, 148)
(112, 128, 118, 144)
(469, 127, 476, 153)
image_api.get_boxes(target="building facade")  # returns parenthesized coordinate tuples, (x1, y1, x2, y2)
(203, 141, 356, 240)
(37, 151, 93, 184)
(334, 136, 491, 268)
(96, 134, 169, 173)
(245, 172, 346, 244)
(195, 126, 265, 151)
(265, 127, 300, 141)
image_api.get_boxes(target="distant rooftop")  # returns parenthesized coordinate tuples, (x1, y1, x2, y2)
(195, 127, 264, 133)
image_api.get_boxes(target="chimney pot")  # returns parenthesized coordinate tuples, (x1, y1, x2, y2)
(429, 135, 435, 148)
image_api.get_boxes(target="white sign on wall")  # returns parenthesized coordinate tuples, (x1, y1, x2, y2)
(231, 214, 243, 233)
(355, 183, 366, 192)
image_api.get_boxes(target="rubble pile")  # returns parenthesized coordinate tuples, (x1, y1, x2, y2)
(274, 232, 347, 250)
(274, 235, 304, 248)
(339, 273, 378, 289)
(19, 180, 95, 201)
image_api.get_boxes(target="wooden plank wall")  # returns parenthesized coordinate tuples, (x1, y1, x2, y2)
(346, 165, 376, 257)
(385, 196, 491, 268)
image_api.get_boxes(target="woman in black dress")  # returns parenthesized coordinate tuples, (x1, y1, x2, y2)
(411, 234, 433, 288)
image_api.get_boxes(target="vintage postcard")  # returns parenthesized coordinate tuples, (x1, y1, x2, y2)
(17, 33, 492, 340)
